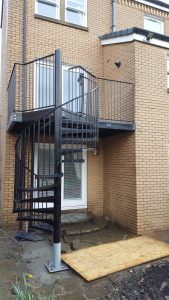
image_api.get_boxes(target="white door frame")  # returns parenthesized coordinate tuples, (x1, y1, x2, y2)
(61, 150, 87, 210)
(34, 144, 87, 210)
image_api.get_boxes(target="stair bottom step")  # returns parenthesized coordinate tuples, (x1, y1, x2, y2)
(17, 211, 93, 224)
(63, 217, 108, 236)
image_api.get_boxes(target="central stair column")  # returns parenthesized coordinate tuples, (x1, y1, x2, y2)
(46, 49, 68, 272)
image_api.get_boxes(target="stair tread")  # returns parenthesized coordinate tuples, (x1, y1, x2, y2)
(62, 137, 96, 144)
(15, 196, 55, 203)
(35, 173, 63, 179)
(16, 207, 54, 213)
(18, 184, 58, 192)
(16, 212, 93, 225)
(17, 216, 53, 223)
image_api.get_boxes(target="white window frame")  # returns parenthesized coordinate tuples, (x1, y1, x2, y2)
(65, 0, 87, 27)
(144, 14, 164, 34)
(35, 0, 60, 19)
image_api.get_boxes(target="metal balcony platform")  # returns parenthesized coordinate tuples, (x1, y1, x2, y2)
(99, 119, 135, 137)
(7, 110, 135, 135)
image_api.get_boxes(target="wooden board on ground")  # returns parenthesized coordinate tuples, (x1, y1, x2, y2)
(62, 236, 169, 281)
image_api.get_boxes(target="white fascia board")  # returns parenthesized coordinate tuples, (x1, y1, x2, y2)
(101, 33, 169, 49)
(101, 33, 136, 45)
(134, 0, 169, 13)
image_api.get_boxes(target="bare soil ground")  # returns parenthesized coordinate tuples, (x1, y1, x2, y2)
(1, 224, 169, 300)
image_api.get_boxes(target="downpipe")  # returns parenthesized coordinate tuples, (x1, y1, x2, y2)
(112, 0, 117, 32)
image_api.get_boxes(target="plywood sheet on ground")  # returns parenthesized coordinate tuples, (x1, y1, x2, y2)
(62, 236, 169, 281)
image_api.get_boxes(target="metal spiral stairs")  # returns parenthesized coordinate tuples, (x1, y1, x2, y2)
(13, 50, 99, 272)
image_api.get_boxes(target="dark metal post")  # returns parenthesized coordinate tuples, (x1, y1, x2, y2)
(22, 0, 27, 110)
(29, 126, 35, 228)
(46, 49, 68, 273)
(53, 49, 62, 245)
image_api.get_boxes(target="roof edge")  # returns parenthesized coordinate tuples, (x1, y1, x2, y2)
(100, 27, 169, 43)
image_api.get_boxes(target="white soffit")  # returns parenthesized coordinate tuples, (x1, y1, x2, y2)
(101, 33, 169, 49)
(134, 0, 169, 13)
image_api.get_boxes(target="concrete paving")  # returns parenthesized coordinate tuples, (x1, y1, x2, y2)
(1, 221, 169, 299)
(0, 221, 135, 299)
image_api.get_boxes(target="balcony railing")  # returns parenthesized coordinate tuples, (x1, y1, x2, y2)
(8, 54, 55, 118)
(8, 54, 134, 123)
(97, 78, 134, 122)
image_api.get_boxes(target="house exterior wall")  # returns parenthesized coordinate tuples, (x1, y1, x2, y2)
(0, 0, 23, 226)
(87, 140, 104, 216)
(116, 0, 169, 35)
(0, 0, 110, 226)
(1, 0, 169, 232)
(134, 41, 169, 234)
(102, 38, 169, 233)
(102, 42, 137, 232)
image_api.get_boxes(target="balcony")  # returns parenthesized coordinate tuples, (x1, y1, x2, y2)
(7, 53, 135, 135)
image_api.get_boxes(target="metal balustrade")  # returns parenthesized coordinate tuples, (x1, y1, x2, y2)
(8, 56, 134, 123)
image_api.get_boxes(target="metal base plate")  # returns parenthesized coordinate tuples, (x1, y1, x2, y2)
(45, 261, 69, 273)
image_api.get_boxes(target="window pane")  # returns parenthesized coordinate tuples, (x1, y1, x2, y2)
(63, 69, 81, 102)
(64, 153, 82, 200)
(66, 10, 83, 25)
(63, 69, 84, 112)
(37, 2, 57, 18)
(35, 144, 54, 199)
(67, 0, 84, 11)
(36, 64, 54, 108)
(144, 17, 163, 34)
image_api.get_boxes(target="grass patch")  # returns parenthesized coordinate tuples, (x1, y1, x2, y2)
(12, 273, 55, 300)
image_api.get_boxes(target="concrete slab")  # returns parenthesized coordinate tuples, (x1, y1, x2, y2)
(3, 225, 169, 299)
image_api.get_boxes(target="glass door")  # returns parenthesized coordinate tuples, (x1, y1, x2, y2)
(34, 144, 87, 210)
(61, 151, 87, 210)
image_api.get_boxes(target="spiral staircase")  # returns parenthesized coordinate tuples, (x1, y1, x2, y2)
(12, 50, 99, 271)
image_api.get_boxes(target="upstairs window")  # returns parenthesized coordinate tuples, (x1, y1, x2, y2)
(36, 0, 59, 19)
(35, 0, 87, 27)
(65, 0, 87, 26)
(144, 15, 164, 34)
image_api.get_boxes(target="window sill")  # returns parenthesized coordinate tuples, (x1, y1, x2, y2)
(34, 14, 89, 32)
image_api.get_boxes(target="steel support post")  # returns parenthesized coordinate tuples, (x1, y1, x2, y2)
(46, 49, 68, 273)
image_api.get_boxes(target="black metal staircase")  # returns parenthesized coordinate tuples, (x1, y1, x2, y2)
(7, 48, 135, 271)
(12, 50, 98, 271)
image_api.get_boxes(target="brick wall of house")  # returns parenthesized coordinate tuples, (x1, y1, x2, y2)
(1, 0, 169, 232)
(102, 38, 169, 233)
(26, 0, 112, 75)
(116, 0, 169, 35)
(134, 41, 169, 234)
(0, 0, 23, 227)
(102, 42, 137, 232)
(103, 133, 137, 231)
(88, 140, 104, 216)
(0, 0, 111, 226)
